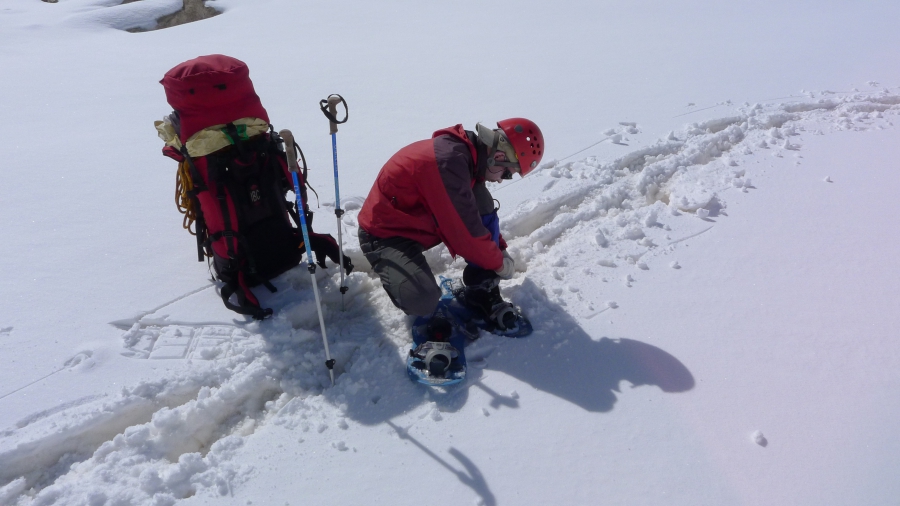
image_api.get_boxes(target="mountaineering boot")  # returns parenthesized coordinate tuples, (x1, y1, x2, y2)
(410, 315, 459, 376)
(458, 283, 518, 331)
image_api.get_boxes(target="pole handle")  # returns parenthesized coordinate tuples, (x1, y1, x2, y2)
(319, 94, 348, 135)
(279, 129, 301, 173)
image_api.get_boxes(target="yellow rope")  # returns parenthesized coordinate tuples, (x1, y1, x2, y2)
(175, 160, 198, 236)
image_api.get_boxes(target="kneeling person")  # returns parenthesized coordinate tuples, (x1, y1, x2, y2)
(357, 118, 544, 370)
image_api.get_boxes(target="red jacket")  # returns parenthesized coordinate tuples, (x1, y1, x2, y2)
(358, 125, 504, 271)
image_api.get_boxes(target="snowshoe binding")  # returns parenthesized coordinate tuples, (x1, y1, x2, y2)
(407, 313, 466, 386)
(409, 341, 459, 376)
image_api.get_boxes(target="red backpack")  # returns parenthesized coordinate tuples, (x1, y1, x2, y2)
(157, 54, 349, 319)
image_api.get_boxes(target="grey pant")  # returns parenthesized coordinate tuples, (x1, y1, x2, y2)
(358, 229, 442, 317)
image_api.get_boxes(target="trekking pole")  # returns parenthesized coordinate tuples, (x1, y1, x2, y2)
(319, 94, 349, 310)
(280, 129, 335, 386)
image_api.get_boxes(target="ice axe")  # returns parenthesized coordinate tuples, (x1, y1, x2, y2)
(280, 128, 335, 386)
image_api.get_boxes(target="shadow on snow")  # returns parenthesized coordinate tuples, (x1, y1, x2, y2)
(271, 275, 695, 423)
(465, 278, 695, 412)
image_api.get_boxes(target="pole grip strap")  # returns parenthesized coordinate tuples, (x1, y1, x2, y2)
(319, 94, 348, 134)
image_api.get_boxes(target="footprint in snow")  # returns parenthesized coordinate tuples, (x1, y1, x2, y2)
(120, 324, 248, 360)
(64, 351, 95, 371)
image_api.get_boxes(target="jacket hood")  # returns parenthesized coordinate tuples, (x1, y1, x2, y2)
(432, 124, 478, 164)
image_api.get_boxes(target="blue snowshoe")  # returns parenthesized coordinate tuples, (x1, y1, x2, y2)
(408, 309, 467, 386)
(407, 277, 532, 386)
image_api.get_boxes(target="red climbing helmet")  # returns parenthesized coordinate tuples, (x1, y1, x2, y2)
(497, 118, 544, 176)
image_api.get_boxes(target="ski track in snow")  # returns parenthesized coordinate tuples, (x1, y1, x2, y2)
(1, 91, 898, 504)
(0, 352, 97, 403)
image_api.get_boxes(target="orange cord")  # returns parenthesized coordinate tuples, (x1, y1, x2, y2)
(175, 160, 198, 236)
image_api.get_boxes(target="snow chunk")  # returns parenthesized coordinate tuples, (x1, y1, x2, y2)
(551, 257, 568, 267)
(0, 478, 27, 504)
(623, 226, 645, 240)
(752, 430, 768, 447)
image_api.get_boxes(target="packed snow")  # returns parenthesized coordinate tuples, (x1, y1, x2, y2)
(2, 0, 900, 505)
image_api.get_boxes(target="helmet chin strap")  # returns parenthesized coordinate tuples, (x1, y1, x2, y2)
(485, 164, 513, 181)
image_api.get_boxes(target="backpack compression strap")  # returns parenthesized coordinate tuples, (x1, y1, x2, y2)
(220, 275, 273, 320)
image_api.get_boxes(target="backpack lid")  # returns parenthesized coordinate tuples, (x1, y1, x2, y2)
(160, 54, 269, 142)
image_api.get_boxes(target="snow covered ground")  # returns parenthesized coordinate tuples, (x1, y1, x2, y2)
(2, 0, 900, 505)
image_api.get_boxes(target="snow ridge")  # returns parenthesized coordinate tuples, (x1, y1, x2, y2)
(499, 92, 898, 272)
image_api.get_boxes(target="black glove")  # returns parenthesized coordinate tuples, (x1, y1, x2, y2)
(308, 232, 354, 275)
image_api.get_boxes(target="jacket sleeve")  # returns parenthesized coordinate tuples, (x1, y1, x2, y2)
(472, 180, 507, 251)
(417, 140, 503, 270)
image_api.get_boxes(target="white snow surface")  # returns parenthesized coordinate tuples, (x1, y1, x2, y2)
(2, 0, 900, 505)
